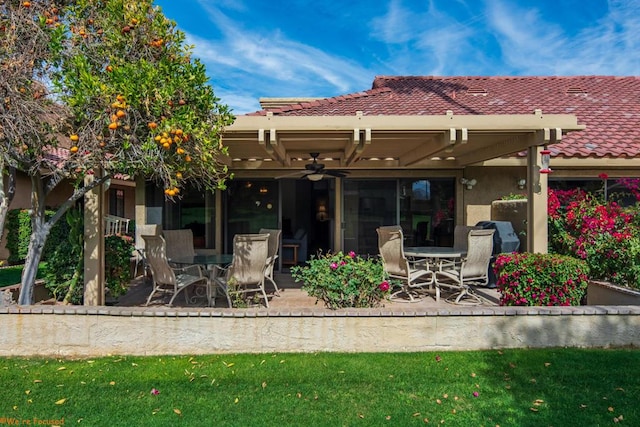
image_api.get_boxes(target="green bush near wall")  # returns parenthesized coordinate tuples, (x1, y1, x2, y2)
(5, 209, 67, 265)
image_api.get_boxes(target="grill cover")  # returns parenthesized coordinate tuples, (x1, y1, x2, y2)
(475, 220, 520, 254)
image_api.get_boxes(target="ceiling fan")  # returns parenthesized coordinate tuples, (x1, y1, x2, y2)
(276, 153, 349, 180)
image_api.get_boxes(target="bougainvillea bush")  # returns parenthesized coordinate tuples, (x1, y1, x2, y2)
(494, 252, 589, 306)
(548, 187, 640, 289)
(290, 251, 391, 309)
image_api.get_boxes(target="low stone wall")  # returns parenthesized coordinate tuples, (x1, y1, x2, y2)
(2, 305, 640, 357)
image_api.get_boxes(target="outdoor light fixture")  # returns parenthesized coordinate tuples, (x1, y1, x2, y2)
(540, 149, 552, 174)
(517, 179, 526, 190)
(460, 178, 477, 190)
(307, 173, 323, 181)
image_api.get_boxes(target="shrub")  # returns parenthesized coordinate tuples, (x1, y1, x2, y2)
(494, 252, 589, 306)
(105, 234, 134, 298)
(548, 189, 640, 288)
(44, 208, 134, 303)
(290, 251, 391, 309)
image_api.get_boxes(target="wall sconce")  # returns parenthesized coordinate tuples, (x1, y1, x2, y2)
(540, 149, 552, 174)
(460, 178, 477, 190)
(517, 179, 526, 190)
(259, 186, 268, 194)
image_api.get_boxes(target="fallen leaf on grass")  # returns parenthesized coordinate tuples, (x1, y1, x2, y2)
(173, 408, 182, 416)
(109, 381, 115, 386)
(55, 398, 67, 405)
(262, 382, 267, 389)
(234, 397, 239, 404)
(608, 407, 615, 412)
(529, 407, 538, 412)
(33, 380, 42, 383)
(25, 390, 30, 395)
(412, 413, 421, 417)
(57, 367, 66, 371)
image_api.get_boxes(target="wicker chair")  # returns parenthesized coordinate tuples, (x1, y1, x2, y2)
(377, 225, 434, 302)
(142, 235, 208, 306)
(434, 229, 495, 305)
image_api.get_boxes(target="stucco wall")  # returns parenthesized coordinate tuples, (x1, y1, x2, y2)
(1, 305, 639, 357)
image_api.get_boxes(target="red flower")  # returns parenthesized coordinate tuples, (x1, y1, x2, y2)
(378, 281, 390, 292)
(598, 173, 609, 180)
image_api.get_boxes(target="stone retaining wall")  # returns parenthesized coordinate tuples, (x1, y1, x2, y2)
(2, 305, 639, 357)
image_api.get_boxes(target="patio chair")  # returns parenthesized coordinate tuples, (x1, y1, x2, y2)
(434, 229, 495, 305)
(212, 233, 271, 308)
(134, 223, 162, 278)
(377, 225, 434, 302)
(163, 229, 196, 262)
(259, 228, 282, 295)
(141, 234, 208, 306)
(438, 225, 482, 271)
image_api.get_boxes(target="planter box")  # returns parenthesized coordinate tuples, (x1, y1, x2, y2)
(587, 280, 640, 305)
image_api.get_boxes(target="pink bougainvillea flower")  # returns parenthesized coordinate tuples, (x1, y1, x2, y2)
(348, 251, 356, 258)
(473, 391, 479, 397)
(378, 281, 390, 292)
(150, 388, 160, 395)
(598, 173, 609, 180)
(330, 262, 338, 270)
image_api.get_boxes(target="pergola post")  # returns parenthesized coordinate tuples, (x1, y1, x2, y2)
(83, 174, 105, 305)
(527, 146, 549, 253)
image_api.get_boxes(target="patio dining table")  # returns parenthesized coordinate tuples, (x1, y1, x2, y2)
(403, 246, 466, 271)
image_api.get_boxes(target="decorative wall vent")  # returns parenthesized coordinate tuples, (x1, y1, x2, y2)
(466, 87, 488, 95)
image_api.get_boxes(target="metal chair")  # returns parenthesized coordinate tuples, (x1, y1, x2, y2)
(212, 233, 271, 308)
(377, 225, 434, 302)
(141, 235, 208, 306)
(163, 229, 196, 262)
(134, 224, 162, 278)
(259, 228, 282, 295)
(434, 229, 495, 305)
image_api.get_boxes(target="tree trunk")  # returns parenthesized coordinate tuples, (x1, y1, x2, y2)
(18, 221, 50, 305)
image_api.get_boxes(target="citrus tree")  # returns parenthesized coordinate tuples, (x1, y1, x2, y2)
(1, 0, 234, 304)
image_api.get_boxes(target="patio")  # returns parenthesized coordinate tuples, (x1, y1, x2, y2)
(114, 271, 502, 310)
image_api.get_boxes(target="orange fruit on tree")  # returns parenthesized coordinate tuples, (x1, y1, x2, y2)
(23, 1, 31, 7)
(176, 147, 185, 155)
(70, 146, 79, 153)
(108, 122, 118, 130)
(162, 142, 170, 150)
(116, 110, 126, 118)
(110, 114, 118, 122)
(176, 172, 183, 179)
(148, 122, 158, 129)
(184, 155, 192, 162)
(175, 129, 183, 136)
(106, 65, 113, 72)
(116, 94, 125, 102)
(70, 134, 79, 141)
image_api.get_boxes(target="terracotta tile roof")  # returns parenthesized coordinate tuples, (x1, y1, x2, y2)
(247, 76, 640, 159)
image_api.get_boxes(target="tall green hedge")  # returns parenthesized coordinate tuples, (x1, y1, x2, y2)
(5, 209, 67, 265)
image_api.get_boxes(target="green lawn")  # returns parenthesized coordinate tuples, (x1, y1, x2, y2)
(1, 349, 638, 426)
(0, 263, 46, 287)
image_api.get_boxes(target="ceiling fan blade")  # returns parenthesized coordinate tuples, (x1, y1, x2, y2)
(275, 170, 310, 179)
(325, 169, 349, 178)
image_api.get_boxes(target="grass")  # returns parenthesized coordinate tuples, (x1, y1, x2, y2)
(0, 263, 46, 287)
(1, 348, 639, 426)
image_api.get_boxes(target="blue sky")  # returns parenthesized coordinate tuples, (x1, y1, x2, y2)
(155, 0, 640, 114)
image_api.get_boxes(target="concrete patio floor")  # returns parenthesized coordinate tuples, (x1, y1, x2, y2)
(115, 270, 501, 310)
